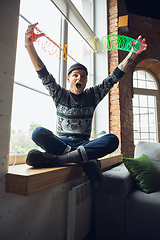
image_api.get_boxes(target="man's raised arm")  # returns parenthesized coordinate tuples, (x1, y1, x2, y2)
(25, 23, 45, 71)
(118, 35, 147, 73)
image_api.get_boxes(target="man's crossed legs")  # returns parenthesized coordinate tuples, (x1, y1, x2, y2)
(26, 127, 119, 191)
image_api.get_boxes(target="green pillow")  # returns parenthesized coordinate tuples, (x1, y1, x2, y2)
(123, 154, 160, 194)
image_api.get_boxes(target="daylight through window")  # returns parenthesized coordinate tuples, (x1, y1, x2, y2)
(133, 70, 158, 145)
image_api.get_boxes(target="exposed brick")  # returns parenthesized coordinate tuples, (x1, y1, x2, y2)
(108, 0, 160, 158)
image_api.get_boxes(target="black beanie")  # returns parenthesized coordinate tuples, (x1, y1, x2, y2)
(67, 62, 88, 76)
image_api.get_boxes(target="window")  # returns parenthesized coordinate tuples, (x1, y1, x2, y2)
(10, 0, 109, 164)
(71, 0, 94, 30)
(133, 70, 159, 145)
(10, 0, 62, 160)
(133, 70, 157, 90)
(66, 21, 93, 89)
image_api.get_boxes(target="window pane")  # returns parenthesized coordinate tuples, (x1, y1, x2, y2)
(67, 22, 92, 89)
(140, 108, 148, 132)
(139, 95, 147, 107)
(71, 0, 93, 30)
(134, 114, 139, 124)
(133, 70, 158, 144)
(10, 0, 61, 155)
(138, 80, 146, 88)
(134, 70, 157, 90)
(141, 132, 149, 140)
(133, 79, 138, 88)
(146, 80, 157, 90)
(134, 139, 140, 145)
(14, 19, 48, 94)
(15, 1, 61, 92)
(134, 132, 140, 145)
(145, 72, 152, 80)
(133, 71, 138, 79)
(10, 85, 56, 154)
(138, 71, 145, 80)
(134, 121, 139, 132)
(149, 108, 156, 132)
(20, 0, 61, 44)
(133, 106, 139, 115)
(148, 95, 155, 107)
(150, 133, 157, 142)
(133, 94, 158, 144)
(68, 23, 90, 64)
(133, 95, 139, 107)
(134, 132, 140, 139)
(133, 71, 138, 87)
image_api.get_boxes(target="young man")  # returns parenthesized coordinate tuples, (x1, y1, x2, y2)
(25, 23, 147, 191)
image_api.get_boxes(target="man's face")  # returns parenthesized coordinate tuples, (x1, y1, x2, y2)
(67, 69, 88, 95)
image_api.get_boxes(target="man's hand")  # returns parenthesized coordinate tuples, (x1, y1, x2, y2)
(25, 23, 45, 71)
(118, 35, 147, 73)
(25, 23, 44, 48)
(134, 35, 147, 54)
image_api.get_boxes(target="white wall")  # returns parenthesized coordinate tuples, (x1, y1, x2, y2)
(0, 2, 85, 240)
(0, 0, 19, 176)
(94, 0, 109, 135)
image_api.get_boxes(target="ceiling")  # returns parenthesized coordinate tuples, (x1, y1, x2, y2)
(125, 0, 160, 20)
(124, 1, 160, 79)
(136, 59, 160, 83)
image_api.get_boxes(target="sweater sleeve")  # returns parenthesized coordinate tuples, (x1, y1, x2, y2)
(36, 66, 49, 78)
(36, 66, 62, 102)
(93, 67, 125, 106)
(113, 67, 125, 79)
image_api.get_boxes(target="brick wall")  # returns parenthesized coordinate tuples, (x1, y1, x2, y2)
(107, 0, 121, 155)
(108, 0, 160, 157)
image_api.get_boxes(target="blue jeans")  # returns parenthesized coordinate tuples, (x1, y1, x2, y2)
(32, 127, 119, 160)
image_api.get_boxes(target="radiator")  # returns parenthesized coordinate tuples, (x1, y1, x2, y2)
(67, 181, 94, 240)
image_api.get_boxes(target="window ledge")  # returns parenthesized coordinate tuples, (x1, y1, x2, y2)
(6, 154, 122, 196)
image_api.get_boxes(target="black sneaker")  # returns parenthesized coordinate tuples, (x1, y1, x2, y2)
(81, 159, 104, 192)
(26, 149, 58, 168)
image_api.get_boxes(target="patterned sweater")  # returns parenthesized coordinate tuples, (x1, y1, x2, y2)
(37, 66, 124, 139)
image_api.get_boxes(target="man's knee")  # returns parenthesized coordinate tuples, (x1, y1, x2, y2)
(32, 127, 41, 142)
(103, 133, 119, 151)
(32, 127, 53, 142)
(110, 133, 119, 146)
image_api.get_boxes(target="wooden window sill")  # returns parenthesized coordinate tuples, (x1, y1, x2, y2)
(6, 154, 122, 196)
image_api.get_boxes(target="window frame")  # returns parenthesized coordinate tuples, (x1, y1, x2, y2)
(9, 0, 109, 165)
(133, 68, 160, 144)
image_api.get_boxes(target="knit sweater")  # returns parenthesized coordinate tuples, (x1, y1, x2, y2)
(37, 66, 124, 139)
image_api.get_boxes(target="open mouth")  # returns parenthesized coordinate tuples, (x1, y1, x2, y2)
(76, 83, 82, 89)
